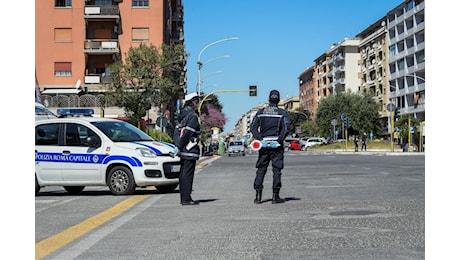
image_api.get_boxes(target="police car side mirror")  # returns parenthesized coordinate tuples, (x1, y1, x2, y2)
(86, 136, 101, 147)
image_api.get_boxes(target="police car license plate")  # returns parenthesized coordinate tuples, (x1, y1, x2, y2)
(171, 165, 180, 172)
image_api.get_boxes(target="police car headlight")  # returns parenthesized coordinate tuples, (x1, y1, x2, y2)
(136, 148, 157, 158)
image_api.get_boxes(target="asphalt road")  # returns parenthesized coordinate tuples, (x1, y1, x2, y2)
(35, 151, 425, 260)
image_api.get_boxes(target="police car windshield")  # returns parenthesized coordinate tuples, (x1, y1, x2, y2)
(92, 121, 153, 142)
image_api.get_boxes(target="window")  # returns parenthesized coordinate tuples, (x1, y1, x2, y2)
(389, 45, 396, 57)
(65, 123, 97, 146)
(132, 0, 149, 7)
(397, 59, 405, 71)
(55, 0, 71, 7)
(54, 28, 72, 42)
(36, 124, 60, 146)
(55, 62, 72, 76)
(415, 50, 425, 64)
(132, 28, 149, 42)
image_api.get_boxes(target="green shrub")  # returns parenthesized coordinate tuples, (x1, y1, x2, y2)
(147, 129, 173, 143)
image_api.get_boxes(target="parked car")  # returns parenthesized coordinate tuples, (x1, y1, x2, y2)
(302, 137, 327, 150)
(228, 140, 245, 156)
(299, 137, 312, 148)
(288, 140, 301, 151)
(284, 137, 299, 151)
(35, 102, 57, 121)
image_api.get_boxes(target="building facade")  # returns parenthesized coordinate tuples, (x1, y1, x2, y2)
(356, 17, 391, 135)
(298, 66, 317, 120)
(35, 0, 185, 120)
(387, 0, 425, 121)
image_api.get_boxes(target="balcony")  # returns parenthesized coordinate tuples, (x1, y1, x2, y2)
(84, 5, 120, 19)
(84, 40, 119, 54)
(84, 74, 112, 85)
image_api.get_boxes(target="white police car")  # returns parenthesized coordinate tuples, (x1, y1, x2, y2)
(35, 109, 180, 195)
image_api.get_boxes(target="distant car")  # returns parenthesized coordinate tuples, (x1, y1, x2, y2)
(402, 143, 418, 152)
(284, 137, 299, 151)
(228, 140, 245, 156)
(302, 137, 327, 150)
(299, 137, 312, 148)
(288, 140, 301, 151)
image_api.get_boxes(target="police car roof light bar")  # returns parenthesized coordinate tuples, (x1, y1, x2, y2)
(57, 108, 95, 117)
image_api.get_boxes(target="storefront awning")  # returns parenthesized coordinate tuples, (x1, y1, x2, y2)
(42, 88, 81, 94)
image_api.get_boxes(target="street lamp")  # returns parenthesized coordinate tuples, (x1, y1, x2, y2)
(197, 37, 238, 95)
(200, 70, 223, 84)
(199, 55, 230, 68)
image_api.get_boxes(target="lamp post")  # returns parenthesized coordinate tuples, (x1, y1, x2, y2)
(197, 37, 238, 95)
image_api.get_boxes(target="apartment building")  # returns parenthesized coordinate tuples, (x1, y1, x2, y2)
(35, 0, 185, 118)
(356, 17, 391, 134)
(313, 38, 361, 101)
(387, 0, 425, 121)
(298, 66, 317, 120)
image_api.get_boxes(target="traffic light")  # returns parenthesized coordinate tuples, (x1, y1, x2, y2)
(394, 107, 400, 118)
(345, 117, 352, 128)
(249, 85, 257, 96)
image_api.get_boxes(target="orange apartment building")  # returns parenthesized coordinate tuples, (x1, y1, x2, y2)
(298, 66, 316, 121)
(35, 0, 185, 117)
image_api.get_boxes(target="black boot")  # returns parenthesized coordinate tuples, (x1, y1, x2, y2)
(254, 190, 262, 204)
(272, 192, 285, 204)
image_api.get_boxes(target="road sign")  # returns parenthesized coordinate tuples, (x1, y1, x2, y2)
(331, 119, 337, 126)
(387, 103, 395, 112)
(341, 113, 345, 121)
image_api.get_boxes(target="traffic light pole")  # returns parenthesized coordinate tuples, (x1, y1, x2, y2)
(391, 112, 395, 152)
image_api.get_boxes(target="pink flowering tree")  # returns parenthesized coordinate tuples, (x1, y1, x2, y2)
(200, 105, 227, 141)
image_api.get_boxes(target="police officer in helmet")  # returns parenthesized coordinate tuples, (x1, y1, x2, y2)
(250, 89, 290, 204)
(176, 92, 201, 205)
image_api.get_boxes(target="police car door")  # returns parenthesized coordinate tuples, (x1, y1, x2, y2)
(61, 123, 103, 182)
(35, 122, 63, 182)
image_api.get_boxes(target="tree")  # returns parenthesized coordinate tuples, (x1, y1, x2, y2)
(106, 43, 187, 127)
(315, 92, 382, 138)
(394, 114, 421, 144)
(201, 93, 223, 111)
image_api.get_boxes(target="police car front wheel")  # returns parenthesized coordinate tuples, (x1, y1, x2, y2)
(107, 166, 136, 195)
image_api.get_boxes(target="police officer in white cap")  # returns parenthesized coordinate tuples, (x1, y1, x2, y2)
(175, 92, 201, 205)
(250, 89, 290, 204)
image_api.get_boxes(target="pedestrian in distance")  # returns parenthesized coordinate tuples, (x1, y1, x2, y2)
(354, 135, 359, 152)
(361, 133, 367, 151)
(175, 92, 201, 206)
(250, 89, 290, 204)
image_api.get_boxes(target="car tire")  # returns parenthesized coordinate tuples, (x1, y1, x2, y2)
(107, 166, 136, 195)
(155, 184, 178, 193)
(64, 186, 85, 194)
(35, 175, 40, 196)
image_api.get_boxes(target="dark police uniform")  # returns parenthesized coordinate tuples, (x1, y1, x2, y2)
(250, 90, 289, 204)
(176, 93, 201, 205)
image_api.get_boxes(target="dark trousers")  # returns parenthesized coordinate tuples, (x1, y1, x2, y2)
(179, 159, 196, 202)
(254, 148, 284, 192)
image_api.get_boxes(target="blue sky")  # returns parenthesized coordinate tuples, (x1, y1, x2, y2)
(182, 0, 405, 133)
